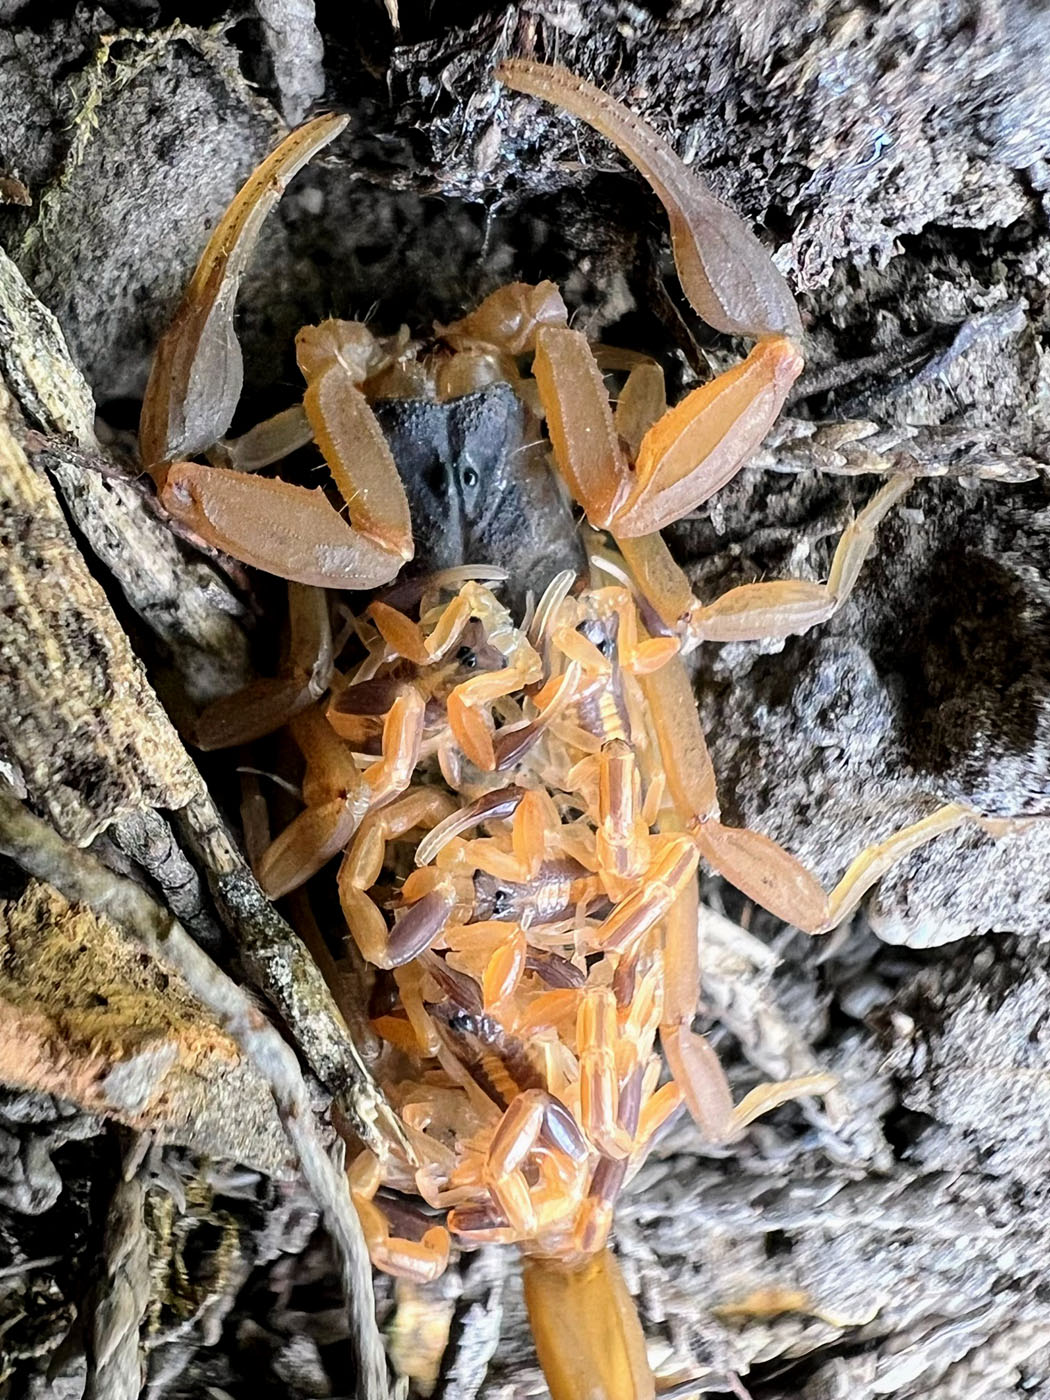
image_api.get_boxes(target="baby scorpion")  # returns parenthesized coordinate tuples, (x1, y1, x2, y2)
(141, 59, 1019, 1400)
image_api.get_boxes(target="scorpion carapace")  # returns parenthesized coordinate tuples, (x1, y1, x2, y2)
(141, 59, 1015, 1400)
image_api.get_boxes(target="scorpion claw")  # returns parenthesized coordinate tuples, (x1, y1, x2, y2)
(160, 462, 408, 590)
(497, 60, 801, 342)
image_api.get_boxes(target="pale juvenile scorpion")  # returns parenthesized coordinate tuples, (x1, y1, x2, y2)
(140, 59, 1017, 1400)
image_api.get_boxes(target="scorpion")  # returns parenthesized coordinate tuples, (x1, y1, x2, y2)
(139, 60, 1015, 1400)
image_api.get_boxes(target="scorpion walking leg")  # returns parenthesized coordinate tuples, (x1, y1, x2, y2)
(616, 471, 914, 652)
(258, 688, 423, 899)
(684, 473, 914, 646)
(659, 876, 835, 1141)
(196, 582, 333, 749)
(256, 704, 371, 898)
(349, 1150, 450, 1283)
(694, 800, 997, 935)
(211, 401, 313, 471)
(359, 687, 426, 809)
(613, 361, 667, 458)
(340, 786, 457, 966)
(482, 1089, 589, 1238)
(641, 659, 1000, 934)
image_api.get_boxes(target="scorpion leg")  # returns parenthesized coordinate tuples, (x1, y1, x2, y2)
(644, 666, 995, 934)
(196, 582, 333, 749)
(658, 876, 834, 1140)
(360, 687, 426, 809)
(616, 468, 914, 656)
(369, 591, 474, 666)
(257, 689, 423, 899)
(483, 1089, 589, 1238)
(638, 657, 719, 822)
(448, 669, 530, 771)
(212, 402, 313, 471)
(685, 473, 914, 645)
(349, 1150, 450, 1283)
(256, 706, 369, 899)
(576, 987, 639, 1159)
(594, 740, 650, 899)
(340, 786, 457, 967)
(596, 834, 699, 956)
(691, 802, 996, 935)
(613, 361, 667, 458)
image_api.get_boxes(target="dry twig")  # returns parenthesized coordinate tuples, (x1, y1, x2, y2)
(84, 1136, 151, 1400)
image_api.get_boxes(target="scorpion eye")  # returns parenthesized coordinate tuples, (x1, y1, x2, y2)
(462, 466, 479, 488)
(491, 888, 512, 917)
(456, 645, 477, 669)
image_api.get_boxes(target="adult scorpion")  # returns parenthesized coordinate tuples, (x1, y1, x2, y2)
(140, 59, 1013, 1400)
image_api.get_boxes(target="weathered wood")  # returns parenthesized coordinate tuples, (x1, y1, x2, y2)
(0, 879, 292, 1175)
(0, 377, 201, 844)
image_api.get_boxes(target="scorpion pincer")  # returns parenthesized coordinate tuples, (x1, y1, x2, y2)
(140, 58, 1018, 1400)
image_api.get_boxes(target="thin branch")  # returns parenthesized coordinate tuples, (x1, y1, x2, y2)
(177, 792, 411, 1160)
(84, 1136, 150, 1400)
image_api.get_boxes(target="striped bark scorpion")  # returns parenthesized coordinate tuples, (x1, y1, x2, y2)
(140, 60, 1015, 1400)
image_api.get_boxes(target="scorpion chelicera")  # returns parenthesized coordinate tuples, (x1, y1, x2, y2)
(140, 60, 1013, 1400)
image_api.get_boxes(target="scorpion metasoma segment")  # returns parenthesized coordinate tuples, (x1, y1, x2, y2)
(140, 59, 1019, 1400)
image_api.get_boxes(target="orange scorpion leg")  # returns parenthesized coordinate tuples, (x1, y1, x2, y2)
(349, 1150, 450, 1284)
(339, 786, 457, 967)
(195, 582, 333, 749)
(257, 687, 424, 899)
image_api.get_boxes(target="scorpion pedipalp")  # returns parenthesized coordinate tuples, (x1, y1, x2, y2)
(496, 59, 801, 342)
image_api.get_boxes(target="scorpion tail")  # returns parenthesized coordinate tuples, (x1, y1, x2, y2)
(522, 1249, 655, 1400)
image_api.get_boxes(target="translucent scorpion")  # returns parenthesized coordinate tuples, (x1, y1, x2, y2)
(140, 60, 1010, 1400)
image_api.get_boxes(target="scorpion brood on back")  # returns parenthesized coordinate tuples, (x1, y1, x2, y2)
(139, 59, 1019, 1400)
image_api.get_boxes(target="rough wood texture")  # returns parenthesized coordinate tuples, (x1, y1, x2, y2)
(0, 378, 201, 844)
(0, 880, 292, 1175)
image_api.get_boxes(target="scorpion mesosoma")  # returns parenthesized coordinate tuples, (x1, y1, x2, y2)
(139, 60, 1013, 1400)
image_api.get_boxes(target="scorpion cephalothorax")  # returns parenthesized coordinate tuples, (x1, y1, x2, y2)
(140, 59, 1023, 1400)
